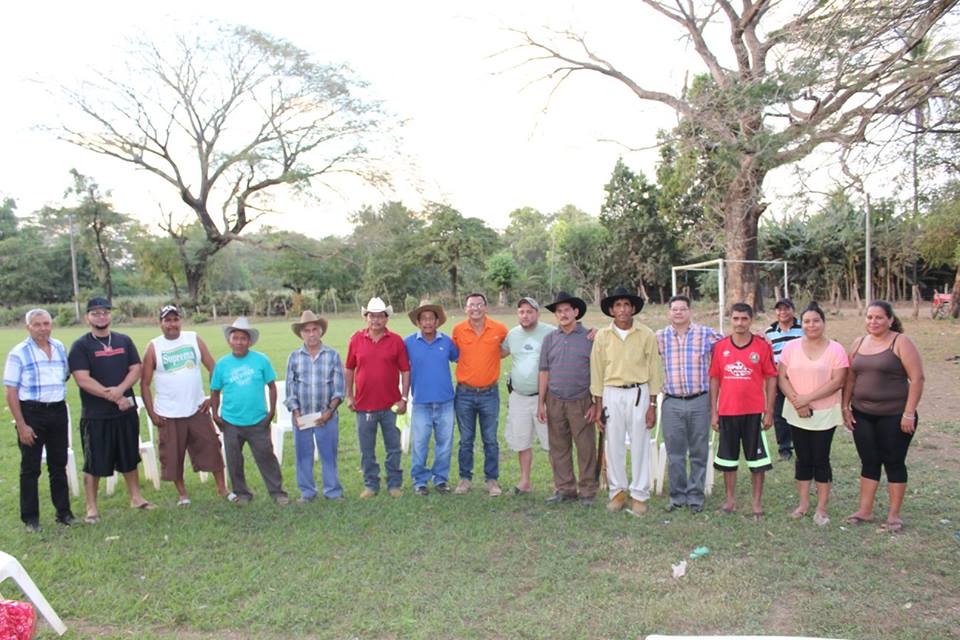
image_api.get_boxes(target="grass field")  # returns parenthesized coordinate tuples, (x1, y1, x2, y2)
(0, 307, 958, 639)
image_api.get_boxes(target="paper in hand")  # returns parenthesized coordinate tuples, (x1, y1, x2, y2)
(296, 411, 325, 429)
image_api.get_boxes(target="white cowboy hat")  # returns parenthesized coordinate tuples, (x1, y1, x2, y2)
(223, 317, 260, 345)
(361, 297, 393, 317)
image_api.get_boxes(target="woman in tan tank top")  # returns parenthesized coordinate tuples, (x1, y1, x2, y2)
(841, 301, 924, 533)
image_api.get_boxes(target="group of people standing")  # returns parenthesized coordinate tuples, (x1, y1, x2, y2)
(5, 290, 923, 533)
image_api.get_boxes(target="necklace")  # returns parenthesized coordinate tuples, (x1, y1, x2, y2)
(93, 333, 112, 350)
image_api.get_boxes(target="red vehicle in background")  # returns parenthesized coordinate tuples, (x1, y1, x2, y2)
(932, 291, 952, 319)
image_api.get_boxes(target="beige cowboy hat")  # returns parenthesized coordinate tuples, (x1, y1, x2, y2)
(291, 310, 329, 338)
(361, 296, 393, 317)
(222, 317, 260, 345)
(408, 300, 447, 327)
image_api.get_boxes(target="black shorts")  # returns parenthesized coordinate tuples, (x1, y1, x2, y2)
(80, 411, 142, 477)
(713, 414, 772, 473)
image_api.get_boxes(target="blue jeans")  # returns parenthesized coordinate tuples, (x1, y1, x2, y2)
(293, 413, 343, 499)
(355, 409, 402, 491)
(410, 401, 455, 488)
(455, 386, 500, 481)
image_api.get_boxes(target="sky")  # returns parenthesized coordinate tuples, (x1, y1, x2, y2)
(0, 1, 896, 240)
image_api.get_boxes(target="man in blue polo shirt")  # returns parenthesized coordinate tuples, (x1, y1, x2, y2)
(404, 301, 459, 495)
(764, 298, 803, 461)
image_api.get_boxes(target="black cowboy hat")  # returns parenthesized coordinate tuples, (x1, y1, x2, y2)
(545, 291, 587, 319)
(600, 286, 644, 317)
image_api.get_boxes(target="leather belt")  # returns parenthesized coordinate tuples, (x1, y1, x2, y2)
(664, 391, 707, 401)
(614, 383, 643, 389)
(19, 400, 66, 409)
(457, 383, 497, 393)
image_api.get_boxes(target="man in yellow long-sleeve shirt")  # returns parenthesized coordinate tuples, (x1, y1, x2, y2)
(590, 286, 663, 516)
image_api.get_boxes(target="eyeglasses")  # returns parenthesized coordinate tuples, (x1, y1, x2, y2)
(88, 310, 111, 317)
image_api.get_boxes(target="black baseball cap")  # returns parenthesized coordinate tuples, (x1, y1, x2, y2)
(86, 297, 112, 312)
(774, 298, 795, 310)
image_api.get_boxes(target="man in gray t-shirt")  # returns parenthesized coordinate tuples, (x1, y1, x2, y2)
(500, 297, 554, 494)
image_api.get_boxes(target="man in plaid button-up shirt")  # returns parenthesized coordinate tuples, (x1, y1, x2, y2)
(285, 311, 345, 502)
(655, 295, 722, 513)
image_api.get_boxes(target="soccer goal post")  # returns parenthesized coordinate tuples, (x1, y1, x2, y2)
(671, 258, 789, 333)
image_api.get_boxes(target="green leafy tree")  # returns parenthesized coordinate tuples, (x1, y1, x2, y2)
(349, 202, 434, 307)
(62, 24, 390, 303)
(918, 183, 960, 317)
(419, 203, 499, 302)
(557, 219, 610, 303)
(0, 197, 18, 241)
(38, 170, 134, 301)
(599, 159, 679, 302)
(485, 252, 521, 306)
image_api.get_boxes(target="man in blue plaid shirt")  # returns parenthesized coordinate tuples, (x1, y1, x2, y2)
(285, 311, 345, 502)
(4, 309, 76, 532)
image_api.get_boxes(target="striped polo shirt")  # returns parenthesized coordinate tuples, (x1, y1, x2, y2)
(764, 319, 803, 364)
(539, 323, 592, 401)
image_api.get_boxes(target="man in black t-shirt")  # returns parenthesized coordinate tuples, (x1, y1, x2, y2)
(68, 297, 156, 522)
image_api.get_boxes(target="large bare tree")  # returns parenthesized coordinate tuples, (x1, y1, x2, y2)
(515, 0, 960, 306)
(61, 25, 389, 303)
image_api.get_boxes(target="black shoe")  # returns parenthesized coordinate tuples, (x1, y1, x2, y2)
(56, 514, 78, 527)
(415, 486, 429, 496)
(434, 483, 451, 494)
(779, 451, 793, 462)
(689, 504, 704, 514)
(544, 492, 577, 505)
(579, 496, 595, 507)
(24, 522, 42, 533)
(664, 502, 685, 513)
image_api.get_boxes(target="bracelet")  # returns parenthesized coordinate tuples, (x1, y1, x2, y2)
(902, 414, 916, 421)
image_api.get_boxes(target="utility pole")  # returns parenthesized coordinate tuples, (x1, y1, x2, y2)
(865, 193, 872, 306)
(68, 213, 81, 321)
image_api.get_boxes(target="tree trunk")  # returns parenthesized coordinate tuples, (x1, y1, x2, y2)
(912, 284, 921, 319)
(498, 289, 508, 307)
(449, 266, 459, 302)
(951, 269, 960, 319)
(721, 159, 767, 310)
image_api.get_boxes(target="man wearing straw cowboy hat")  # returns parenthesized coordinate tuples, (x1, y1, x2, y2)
(404, 300, 459, 496)
(210, 317, 289, 506)
(285, 310, 345, 502)
(589, 286, 663, 516)
(345, 297, 410, 498)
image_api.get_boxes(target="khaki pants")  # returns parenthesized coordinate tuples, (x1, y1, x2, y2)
(544, 392, 597, 498)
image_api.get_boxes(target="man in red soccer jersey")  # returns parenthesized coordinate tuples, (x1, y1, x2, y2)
(709, 302, 777, 520)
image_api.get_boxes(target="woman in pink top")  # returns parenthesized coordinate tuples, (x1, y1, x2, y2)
(777, 302, 849, 526)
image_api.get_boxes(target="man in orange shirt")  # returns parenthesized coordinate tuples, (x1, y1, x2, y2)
(451, 293, 508, 496)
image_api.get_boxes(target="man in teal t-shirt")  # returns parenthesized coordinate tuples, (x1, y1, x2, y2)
(501, 297, 555, 494)
(210, 317, 289, 505)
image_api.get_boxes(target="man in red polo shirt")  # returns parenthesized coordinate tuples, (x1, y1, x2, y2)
(709, 302, 777, 519)
(345, 297, 411, 498)
(451, 292, 509, 496)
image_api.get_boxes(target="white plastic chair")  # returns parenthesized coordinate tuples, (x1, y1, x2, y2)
(40, 405, 79, 498)
(397, 411, 411, 454)
(705, 430, 716, 496)
(0, 551, 67, 636)
(105, 398, 160, 495)
(270, 381, 294, 466)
